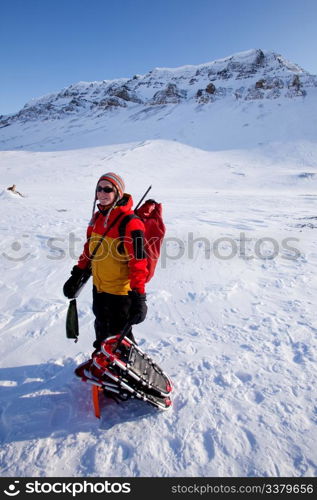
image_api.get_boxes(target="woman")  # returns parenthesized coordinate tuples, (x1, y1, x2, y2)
(63, 172, 148, 348)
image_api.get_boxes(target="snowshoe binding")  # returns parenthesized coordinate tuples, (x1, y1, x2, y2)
(75, 335, 173, 413)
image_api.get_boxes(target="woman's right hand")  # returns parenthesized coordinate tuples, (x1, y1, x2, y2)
(63, 265, 85, 299)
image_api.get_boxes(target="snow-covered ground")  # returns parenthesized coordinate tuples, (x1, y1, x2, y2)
(0, 137, 317, 477)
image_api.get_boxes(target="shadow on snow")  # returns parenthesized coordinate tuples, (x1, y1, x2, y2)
(0, 361, 157, 444)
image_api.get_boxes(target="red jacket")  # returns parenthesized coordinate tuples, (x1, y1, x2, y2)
(78, 194, 148, 295)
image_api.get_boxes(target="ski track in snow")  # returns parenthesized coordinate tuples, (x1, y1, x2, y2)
(0, 140, 317, 477)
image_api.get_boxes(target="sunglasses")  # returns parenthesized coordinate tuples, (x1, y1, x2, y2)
(97, 185, 115, 193)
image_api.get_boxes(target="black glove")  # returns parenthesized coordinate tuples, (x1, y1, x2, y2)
(63, 265, 85, 299)
(128, 290, 147, 325)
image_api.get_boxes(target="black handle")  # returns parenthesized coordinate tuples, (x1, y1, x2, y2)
(134, 185, 152, 212)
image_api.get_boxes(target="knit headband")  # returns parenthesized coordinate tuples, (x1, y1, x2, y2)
(91, 172, 125, 220)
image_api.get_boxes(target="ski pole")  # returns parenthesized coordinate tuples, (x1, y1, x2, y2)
(134, 185, 152, 212)
(112, 322, 133, 351)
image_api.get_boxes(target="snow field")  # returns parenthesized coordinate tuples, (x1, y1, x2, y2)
(0, 139, 317, 477)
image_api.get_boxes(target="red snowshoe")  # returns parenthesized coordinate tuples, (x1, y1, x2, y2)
(75, 335, 173, 417)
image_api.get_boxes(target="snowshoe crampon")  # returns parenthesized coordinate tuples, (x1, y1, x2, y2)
(75, 335, 173, 416)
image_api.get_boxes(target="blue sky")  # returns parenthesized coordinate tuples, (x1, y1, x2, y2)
(1, 0, 317, 115)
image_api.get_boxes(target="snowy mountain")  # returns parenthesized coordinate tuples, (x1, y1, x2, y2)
(1, 48, 317, 151)
(0, 49, 317, 478)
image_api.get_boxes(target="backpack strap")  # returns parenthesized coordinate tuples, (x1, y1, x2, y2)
(90, 212, 126, 260)
(117, 214, 140, 254)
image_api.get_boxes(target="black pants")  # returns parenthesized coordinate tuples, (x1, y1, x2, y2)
(92, 287, 135, 347)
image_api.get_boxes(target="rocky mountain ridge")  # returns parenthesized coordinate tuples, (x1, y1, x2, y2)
(1, 49, 316, 129)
